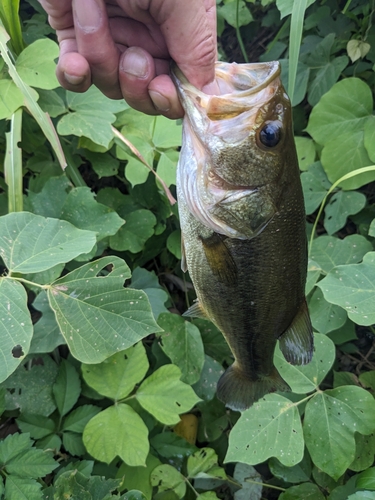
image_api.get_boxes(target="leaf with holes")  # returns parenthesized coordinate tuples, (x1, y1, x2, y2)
(324, 191, 366, 235)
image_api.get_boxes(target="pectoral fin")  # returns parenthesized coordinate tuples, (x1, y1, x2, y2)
(278, 299, 314, 365)
(183, 300, 208, 319)
(181, 235, 188, 273)
(200, 232, 237, 286)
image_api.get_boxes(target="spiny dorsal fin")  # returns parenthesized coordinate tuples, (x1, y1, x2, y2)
(200, 232, 237, 286)
(278, 299, 314, 366)
(183, 300, 208, 319)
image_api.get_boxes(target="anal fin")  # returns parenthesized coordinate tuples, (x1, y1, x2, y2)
(200, 232, 237, 286)
(183, 300, 208, 319)
(279, 299, 313, 366)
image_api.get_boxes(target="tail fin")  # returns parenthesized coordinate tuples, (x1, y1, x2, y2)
(216, 364, 290, 412)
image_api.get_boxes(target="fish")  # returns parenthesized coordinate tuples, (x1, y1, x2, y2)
(171, 61, 314, 412)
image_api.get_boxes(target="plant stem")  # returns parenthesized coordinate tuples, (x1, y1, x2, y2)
(6, 276, 49, 290)
(342, 0, 353, 14)
(236, 0, 249, 62)
(245, 479, 286, 492)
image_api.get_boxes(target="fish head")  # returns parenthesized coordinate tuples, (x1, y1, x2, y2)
(172, 61, 297, 239)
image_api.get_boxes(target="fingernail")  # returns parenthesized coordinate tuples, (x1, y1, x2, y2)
(149, 91, 170, 112)
(121, 48, 148, 78)
(64, 73, 85, 85)
(74, 0, 101, 32)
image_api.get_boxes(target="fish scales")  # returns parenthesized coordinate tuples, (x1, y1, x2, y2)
(172, 61, 313, 411)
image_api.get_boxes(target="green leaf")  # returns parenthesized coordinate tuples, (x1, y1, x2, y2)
(62, 404, 101, 433)
(0, 212, 96, 273)
(85, 150, 119, 178)
(305, 259, 322, 295)
(304, 386, 375, 480)
(166, 230, 182, 259)
(274, 333, 335, 394)
(110, 209, 156, 253)
(310, 235, 372, 274)
(81, 342, 149, 401)
(320, 130, 374, 190)
(150, 433, 197, 460)
(193, 318, 233, 364)
(136, 364, 201, 425)
(5, 476, 43, 500)
(349, 433, 375, 472)
(192, 355, 224, 402)
(187, 448, 218, 478)
(16, 38, 59, 90)
(308, 287, 347, 334)
(364, 116, 375, 163)
(269, 452, 311, 484)
(324, 191, 366, 235)
(157, 151, 178, 187)
(47, 256, 162, 363)
(37, 88, 67, 118)
(30, 291, 65, 354)
(294, 137, 315, 171)
(279, 60, 310, 107)
(117, 454, 161, 500)
(347, 40, 371, 63)
(62, 431, 86, 457)
(54, 470, 121, 500)
(317, 252, 375, 326)
(233, 463, 262, 500)
(131, 268, 169, 320)
(279, 483, 325, 500)
(53, 359, 81, 417)
(301, 162, 331, 215)
(2, 356, 58, 416)
(60, 187, 125, 240)
(16, 414, 55, 439)
(306, 78, 373, 146)
(217, 1, 253, 28)
(225, 394, 304, 467)
(348, 492, 375, 500)
(0, 278, 32, 383)
(0, 79, 24, 119)
(276, 0, 316, 18)
(150, 464, 186, 499)
(27, 175, 71, 219)
(357, 468, 375, 490)
(152, 116, 181, 148)
(158, 313, 205, 384)
(0, 432, 33, 463)
(83, 403, 149, 466)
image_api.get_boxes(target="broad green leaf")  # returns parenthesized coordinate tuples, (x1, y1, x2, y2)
(304, 386, 375, 480)
(349, 433, 375, 472)
(217, 1, 253, 28)
(110, 209, 156, 253)
(158, 313, 205, 384)
(152, 116, 181, 148)
(356, 468, 375, 490)
(131, 267, 169, 319)
(306, 259, 322, 295)
(166, 230, 182, 259)
(328, 318, 357, 346)
(2, 355, 58, 416)
(81, 342, 149, 401)
(62, 404, 101, 433)
(157, 151, 178, 187)
(0, 212, 96, 273)
(193, 318, 233, 365)
(37, 88, 67, 117)
(269, 452, 311, 484)
(136, 364, 200, 425)
(16, 38, 59, 89)
(150, 432, 197, 460)
(308, 287, 347, 334)
(0, 432, 32, 463)
(294, 137, 315, 171)
(197, 399, 229, 443)
(324, 191, 366, 235)
(274, 333, 335, 394)
(348, 492, 375, 500)
(85, 150, 119, 178)
(30, 291, 65, 354)
(307, 55, 348, 107)
(187, 448, 218, 478)
(225, 394, 304, 467)
(83, 403, 149, 466)
(320, 131, 375, 190)
(306, 78, 373, 146)
(54, 470, 121, 499)
(53, 359, 81, 417)
(301, 162, 331, 215)
(150, 464, 186, 499)
(276, 0, 315, 18)
(117, 454, 161, 500)
(0, 79, 23, 119)
(233, 463, 262, 500)
(47, 256, 162, 363)
(347, 40, 371, 63)
(279, 60, 310, 106)
(0, 279, 32, 383)
(60, 187, 125, 240)
(364, 116, 375, 163)
(5, 477, 43, 500)
(310, 235, 372, 274)
(62, 431, 86, 457)
(27, 175, 71, 219)
(279, 483, 325, 500)
(192, 355, 224, 402)
(317, 252, 375, 326)
(360, 371, 375, 393)
(16, 413, 55, 439)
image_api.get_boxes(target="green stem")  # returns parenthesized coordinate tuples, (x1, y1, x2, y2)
(6, 275, 49, 290)
(342, 0, 353, 14)
(185, 477, 200, 497)
(5, 108, 23, 213)
(246, 479, 286, 492)
(236, 0, 248, 62)
(62, 142, 87, 187)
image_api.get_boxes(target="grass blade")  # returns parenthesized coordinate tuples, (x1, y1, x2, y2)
(4, 108, 23, 212)
(0, 0, 24, 55)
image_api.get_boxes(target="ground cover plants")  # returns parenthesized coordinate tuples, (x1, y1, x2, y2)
(0, 0, 375, 498)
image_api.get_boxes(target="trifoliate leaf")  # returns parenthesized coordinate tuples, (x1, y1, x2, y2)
(0, 212, 96, 273)
(47, 256, 161, 363)
(83, 404, 149, 466)
(225, 394, 304, 467)
(81, 342, 149, 401)
(136, 364, 201, 425)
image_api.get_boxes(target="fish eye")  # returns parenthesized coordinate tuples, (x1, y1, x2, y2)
(259, 121, 282, 148)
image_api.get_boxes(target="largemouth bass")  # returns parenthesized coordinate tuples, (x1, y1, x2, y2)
(172, 61, 313, 412)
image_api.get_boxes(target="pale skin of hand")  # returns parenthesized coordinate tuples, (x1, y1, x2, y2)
(38, 0, 218, 118)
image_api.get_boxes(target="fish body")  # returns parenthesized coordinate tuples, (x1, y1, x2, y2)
(172, 61, 313, 412)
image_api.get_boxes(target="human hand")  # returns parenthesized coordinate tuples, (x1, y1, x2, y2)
(39, 0, 218, 118)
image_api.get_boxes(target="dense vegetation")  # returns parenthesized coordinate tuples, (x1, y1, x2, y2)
(0, 0, 375, 498)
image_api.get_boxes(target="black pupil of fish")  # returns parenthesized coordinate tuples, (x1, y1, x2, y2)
(259, 122, 281, 148)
